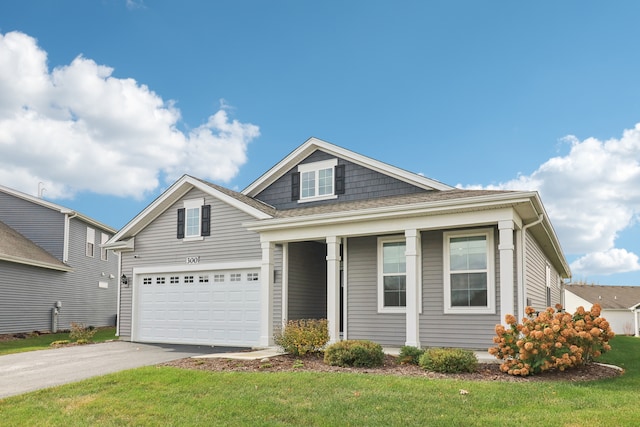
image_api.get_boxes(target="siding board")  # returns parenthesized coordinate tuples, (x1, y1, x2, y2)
(346, 236, 405, 346)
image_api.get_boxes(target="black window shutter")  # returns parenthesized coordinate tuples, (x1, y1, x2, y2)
(291, 172, 300, 201)
(335, 164, 346, 195)
(201, 205, 211, 237)
(176, 208, 185, 239)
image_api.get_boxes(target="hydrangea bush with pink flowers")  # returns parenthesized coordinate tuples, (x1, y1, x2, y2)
(489, 304, 614, 376)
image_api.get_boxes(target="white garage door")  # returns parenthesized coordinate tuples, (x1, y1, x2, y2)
(134, 269, 261, 346)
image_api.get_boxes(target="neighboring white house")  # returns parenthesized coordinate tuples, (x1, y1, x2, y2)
(564, 284, 640, 336)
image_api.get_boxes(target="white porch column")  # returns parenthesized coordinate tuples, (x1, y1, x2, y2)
(635, 308, 639, 337)
(499, 221, 515, 324)
(260, 240, 275, 347)
(405, 229, 420, 348)
(326, 236, 342, 344)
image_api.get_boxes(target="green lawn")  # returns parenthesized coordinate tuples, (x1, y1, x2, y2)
(0, 336, 637, 426)
(0, 327, 117, 355)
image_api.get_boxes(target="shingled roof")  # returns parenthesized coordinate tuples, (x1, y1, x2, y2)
(0, 221, 72, 271)
(273, 188, 514, 218)
(565, 284, 640, 310)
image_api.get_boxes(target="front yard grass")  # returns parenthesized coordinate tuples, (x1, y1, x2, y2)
(0, 327, 117, 355)
(0, 336, 637, 426)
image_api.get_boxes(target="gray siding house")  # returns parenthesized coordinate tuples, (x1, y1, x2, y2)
(106, 138, 570, 350)
(0, 185, 118, 334)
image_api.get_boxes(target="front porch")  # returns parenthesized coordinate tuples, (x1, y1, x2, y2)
(257, 219, 520, 349)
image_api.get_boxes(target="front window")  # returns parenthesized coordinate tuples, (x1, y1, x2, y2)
(378, 237, 406, 312)
(444, 229, 495, 314)
(297, 159, 337, 202)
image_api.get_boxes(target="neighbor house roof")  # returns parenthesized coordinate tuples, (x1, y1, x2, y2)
(0, 184, 117, 233)
(0, 221, 72, 272)
(565, 284, 640, 310)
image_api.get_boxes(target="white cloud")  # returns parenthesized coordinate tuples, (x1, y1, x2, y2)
(570, 249, 640, 277)
(0, 31, 259, 200)
(461, 123, 640, 277)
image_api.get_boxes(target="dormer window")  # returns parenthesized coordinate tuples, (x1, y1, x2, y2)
(292, 159, 345, 202)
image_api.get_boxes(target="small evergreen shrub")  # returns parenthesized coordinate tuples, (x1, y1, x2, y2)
(418, 348, 478, 373)
(274, 319, 329, 356)
(397, 345, 425, 365)
(69, 322, 97, 343)
(324, 340, 385, 368)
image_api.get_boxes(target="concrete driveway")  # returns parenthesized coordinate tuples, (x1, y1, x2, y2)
(0, 341, 246, 399)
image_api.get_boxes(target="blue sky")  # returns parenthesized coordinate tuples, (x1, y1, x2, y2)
(1, 1, 639, 286)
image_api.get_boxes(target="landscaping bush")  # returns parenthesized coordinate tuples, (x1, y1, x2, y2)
(397, 345, 425, 365)
(324, 340, 385, 368)
(489, 304, 614, 376)
(274, 318, 329, 356)
(418, 348, 478, 373)
(69, 322, 97, 344)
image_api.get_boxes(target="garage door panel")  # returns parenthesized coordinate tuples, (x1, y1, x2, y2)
(136, 269, 261, 346)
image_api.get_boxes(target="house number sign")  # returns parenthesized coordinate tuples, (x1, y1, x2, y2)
(186, 256, 200, 264)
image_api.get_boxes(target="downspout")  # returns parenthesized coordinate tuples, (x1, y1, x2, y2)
(63, 212, 78, 263)
(519, 213, 544, 319)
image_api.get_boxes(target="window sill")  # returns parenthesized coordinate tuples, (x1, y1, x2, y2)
(182, 236, 204, 242)
(298, 194, 338, 204)
(444, 307, 495, 315)
(378, 307, 406, 314)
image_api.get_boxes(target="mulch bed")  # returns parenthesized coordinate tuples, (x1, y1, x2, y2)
(161, 353, 623, 382)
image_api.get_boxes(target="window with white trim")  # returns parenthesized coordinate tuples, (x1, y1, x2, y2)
(177, 198, 210, 241)
(156, 277, 165, 285)
(378, 237, 407, 312)
(298, 159, 338, 202)
(443, 229, 495, 314)
(247, 272, 259, 281)
(143, 277, 152, 285)
(213, 274, 225, 283)
(170, 276, 180, 284)
(184, 275, 194, 284)
(230, 273, 242, 282)
(100, 232, 109, 261)
(86, 227, 95, 257)
(185, 198, 203, 238)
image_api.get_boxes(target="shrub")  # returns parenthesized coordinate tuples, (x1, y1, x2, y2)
(50, 340, 70, 347)
(324, 340, 385, 368)
(418, 348, 478, 373)
(69, 322, 97, 343)
(489, 304, 614, 376)
(397, 345, 425, 365)
(274, 319, 329, 356)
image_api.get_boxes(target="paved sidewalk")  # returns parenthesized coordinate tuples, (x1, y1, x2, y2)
(0, 341, 244, 399)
